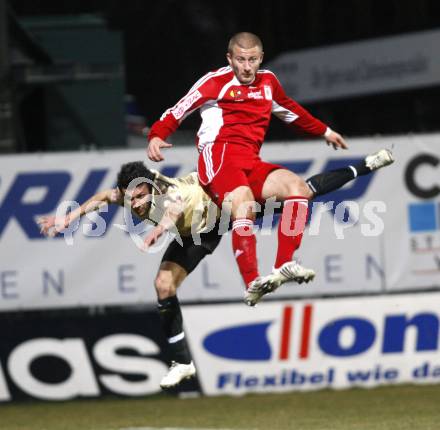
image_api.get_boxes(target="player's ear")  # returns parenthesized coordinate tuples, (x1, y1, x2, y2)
(226, 52, 232, 66)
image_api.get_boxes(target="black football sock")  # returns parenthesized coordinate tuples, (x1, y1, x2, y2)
(306, 159, 371, 197)
(353, 159, 371, 176)
(157, 295, 192, 364)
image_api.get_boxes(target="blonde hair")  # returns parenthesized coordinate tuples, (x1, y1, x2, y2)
(228, 32, 263, 53)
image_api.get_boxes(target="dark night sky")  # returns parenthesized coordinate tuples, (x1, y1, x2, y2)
(10, 0, 440, 137)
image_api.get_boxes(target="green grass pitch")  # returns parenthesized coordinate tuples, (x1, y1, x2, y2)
(2, 384, 440, 430)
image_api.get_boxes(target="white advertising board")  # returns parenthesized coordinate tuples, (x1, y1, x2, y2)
(184, 292, 440, 395)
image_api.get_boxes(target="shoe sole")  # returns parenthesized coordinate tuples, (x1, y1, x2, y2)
(293, 272, 315, 285)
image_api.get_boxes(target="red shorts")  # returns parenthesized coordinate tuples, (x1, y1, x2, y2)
(198, 142, 284, 206)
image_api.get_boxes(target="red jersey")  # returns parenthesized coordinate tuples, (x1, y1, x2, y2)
(148, 66, 328, 154)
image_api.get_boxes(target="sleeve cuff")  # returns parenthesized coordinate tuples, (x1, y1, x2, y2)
(324, 127, 332, 138)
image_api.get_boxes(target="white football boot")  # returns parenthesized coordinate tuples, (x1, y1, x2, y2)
(260, 260, 316, 294)
(365, 148, 394, 171)
(244, 277, 273, 307)
(160, 361, 196, 389)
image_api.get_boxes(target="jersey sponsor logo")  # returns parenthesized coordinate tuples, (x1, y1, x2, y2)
(248, 90, 263, 100)
(171, 90, 202, 120)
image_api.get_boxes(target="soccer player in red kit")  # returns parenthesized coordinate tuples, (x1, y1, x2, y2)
(147, 32, 348, 306)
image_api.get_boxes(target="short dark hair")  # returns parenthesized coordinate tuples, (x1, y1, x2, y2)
(228, 32, 263, 53)
(116, 161, 156, 191)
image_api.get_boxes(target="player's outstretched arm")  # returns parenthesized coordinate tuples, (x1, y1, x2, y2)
(38, 189, 120, 237)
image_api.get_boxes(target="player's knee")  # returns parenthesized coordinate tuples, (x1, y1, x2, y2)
(287, 179, 313, 199)
(301, 184, 314, 199)
(229, 190, 257, 219)
(154, 273, 176, 299)
(228, 187, 254, 205)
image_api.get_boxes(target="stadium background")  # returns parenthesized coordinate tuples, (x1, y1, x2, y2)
(1, 1, 440, 429)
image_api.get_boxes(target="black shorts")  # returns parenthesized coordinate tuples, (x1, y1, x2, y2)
(161, 225, 223, 274)
(161, 201, 284, 274)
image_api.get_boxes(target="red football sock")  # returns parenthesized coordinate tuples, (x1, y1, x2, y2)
(232, 218, 259, 287)
(275, 196, 309, 269)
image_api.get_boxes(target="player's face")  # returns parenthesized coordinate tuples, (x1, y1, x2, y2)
(227, 45, 263, 85)
(124, 183, 152, 217)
